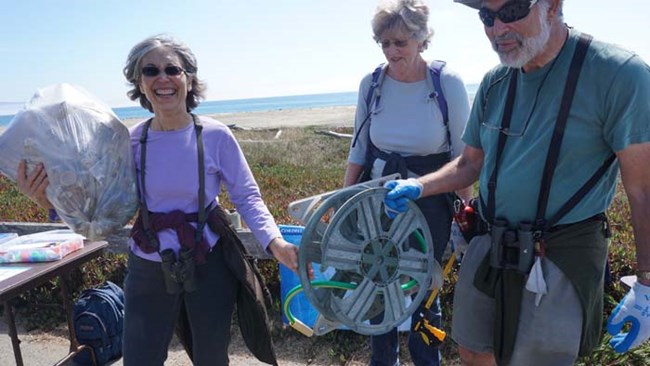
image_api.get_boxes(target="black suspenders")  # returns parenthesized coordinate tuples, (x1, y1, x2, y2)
(483, 34, 615, 230)
(137, 114, 207, 250)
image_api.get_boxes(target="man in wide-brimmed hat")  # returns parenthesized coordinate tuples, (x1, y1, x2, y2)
(383, 0, 650, 364)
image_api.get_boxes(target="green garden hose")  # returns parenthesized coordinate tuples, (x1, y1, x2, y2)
(284, 230, 428, 336)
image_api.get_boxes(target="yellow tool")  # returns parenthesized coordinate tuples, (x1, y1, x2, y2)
(412, 252, 457, 346)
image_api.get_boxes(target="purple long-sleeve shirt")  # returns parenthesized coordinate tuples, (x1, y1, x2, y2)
(128, 115, 281, 262)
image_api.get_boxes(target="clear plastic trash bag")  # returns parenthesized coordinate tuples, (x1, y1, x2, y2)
(0, 83, 138, 240)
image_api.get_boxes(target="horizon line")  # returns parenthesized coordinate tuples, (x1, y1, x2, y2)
(0, 83, 481, 107)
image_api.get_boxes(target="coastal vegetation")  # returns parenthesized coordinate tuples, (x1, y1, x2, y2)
(0, 125, 648, 365)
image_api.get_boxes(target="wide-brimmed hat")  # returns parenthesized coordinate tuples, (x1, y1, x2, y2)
(454, 0, 482, 9)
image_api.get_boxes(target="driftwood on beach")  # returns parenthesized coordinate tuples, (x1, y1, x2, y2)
(315, 130, 353, 139)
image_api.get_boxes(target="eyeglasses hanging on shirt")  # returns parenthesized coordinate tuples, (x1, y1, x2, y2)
(480, 56, 560, 137)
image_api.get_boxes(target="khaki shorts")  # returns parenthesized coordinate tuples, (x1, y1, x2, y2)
(451, 234, 582, 366)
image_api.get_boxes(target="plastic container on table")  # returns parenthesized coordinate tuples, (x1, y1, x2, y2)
(0, 229, 84, 264)
(0, 233, 19, 245)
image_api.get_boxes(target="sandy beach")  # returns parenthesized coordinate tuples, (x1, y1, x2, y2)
(122, 105, 356, 130)
(0, 106, 356, 135)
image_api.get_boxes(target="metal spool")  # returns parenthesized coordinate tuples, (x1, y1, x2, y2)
(297, 186, 365, 324)
(292, 175, 398, 335)
(297, 186, 441, 336)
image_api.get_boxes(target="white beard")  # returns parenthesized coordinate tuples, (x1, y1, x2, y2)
(493, 8, 552, 68)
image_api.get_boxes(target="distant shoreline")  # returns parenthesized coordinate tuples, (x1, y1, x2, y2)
(0, 91, 358, 128)
(0, 106, 356, 134)
(122, 105, 356, 129)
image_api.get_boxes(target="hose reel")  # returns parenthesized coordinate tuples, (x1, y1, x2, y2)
(287, 175, 442, 336)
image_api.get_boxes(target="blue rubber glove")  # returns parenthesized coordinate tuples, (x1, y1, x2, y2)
(607, 281, 650, 353)
(383, 178, 423, 219)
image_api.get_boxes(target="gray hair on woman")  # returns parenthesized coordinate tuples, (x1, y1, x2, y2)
(372, 0, 434, 50)
(123, 34, 206, 112)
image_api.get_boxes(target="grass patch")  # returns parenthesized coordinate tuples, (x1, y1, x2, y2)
(0, 126, 647, 364)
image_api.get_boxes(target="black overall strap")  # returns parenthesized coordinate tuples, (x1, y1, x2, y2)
(138, 118, 158, 247)
(534, 34, 613, 229)
(138, 114, 207, 250)
(193, 115, 207, 245)
(547, 154, 615, 227)
(485, 69, 518, 223)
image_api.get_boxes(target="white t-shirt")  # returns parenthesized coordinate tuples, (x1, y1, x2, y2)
(348, 62, 471, 179)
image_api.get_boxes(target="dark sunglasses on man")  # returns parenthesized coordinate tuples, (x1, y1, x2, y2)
(479, 0, 538, 27)
(141, 65, 185, 77)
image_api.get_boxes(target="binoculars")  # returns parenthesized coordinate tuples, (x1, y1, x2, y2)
(489, 219, 535, 274)
(160, 247, 198, 294)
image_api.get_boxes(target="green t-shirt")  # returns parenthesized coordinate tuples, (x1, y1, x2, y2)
(463, 29, 650, 226)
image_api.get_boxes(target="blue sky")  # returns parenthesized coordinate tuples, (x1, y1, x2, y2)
(1, 0, 648, 108)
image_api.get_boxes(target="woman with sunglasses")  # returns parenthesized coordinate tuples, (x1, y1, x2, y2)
(18, 34, 301, 365)
(344, 1, 472, 365)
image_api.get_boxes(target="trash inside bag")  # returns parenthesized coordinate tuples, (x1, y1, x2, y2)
(0, 83, 138, 240)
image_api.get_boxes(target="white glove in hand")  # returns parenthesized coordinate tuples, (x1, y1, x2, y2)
(607, 281, 650, 353)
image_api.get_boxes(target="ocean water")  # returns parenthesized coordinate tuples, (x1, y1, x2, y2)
(0, 92, 358, 127)
(0, 85, 478, 127)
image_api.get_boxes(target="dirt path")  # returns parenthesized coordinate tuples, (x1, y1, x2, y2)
(0, 315, 374, 366)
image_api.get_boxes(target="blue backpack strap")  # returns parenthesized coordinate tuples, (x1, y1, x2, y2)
(429, 60, 448, 122)
(429, 60, 451, 152)
(365, 63, 384, 111)
(352, 63, 384, 148)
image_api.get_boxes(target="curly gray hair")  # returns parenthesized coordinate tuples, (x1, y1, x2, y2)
(123, 34, 206, 113)
(372, 0, 434, 50)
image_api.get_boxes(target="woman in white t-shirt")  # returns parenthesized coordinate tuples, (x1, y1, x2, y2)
(344, 1, 472, 365)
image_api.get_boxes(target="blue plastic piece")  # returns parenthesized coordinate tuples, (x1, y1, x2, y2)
(279, 224, 320, 327)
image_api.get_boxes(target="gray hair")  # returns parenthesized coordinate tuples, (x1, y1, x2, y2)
(372, 0, 434, 50)
(123, 34, 206, 113)
(532, 0, 564, 21)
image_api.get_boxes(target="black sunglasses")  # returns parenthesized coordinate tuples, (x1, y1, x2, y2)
(378, 38, 410, 49)
(141, 65, 185, 77)
(479, 0, 538, 27)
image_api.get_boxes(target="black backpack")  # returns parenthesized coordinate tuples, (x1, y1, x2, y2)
(73, 281, 125, 365)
